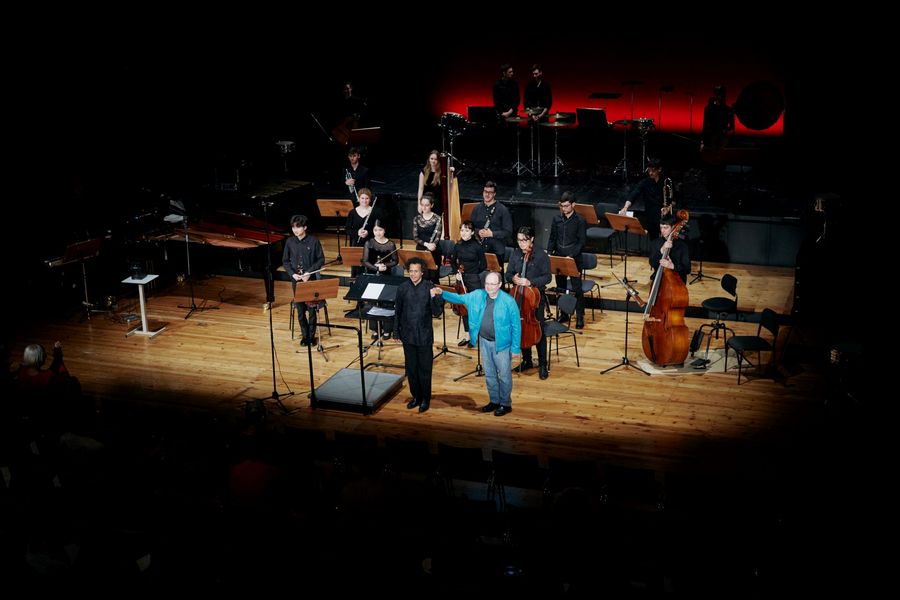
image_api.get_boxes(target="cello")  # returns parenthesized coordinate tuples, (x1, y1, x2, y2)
(452, 265, 468, 318)
(641, 210, 690, 366)
(513, 249, 542, 349)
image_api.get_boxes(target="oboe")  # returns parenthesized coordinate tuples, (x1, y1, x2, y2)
(356, 195, 377, 245)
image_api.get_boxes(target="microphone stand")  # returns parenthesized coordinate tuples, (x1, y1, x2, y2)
(257, 200, 295, 413)
(178, 213, 219, 320)
(454, 337, 483, 381)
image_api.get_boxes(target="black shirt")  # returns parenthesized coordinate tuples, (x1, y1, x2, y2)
(548, 212, 586, 260)
(649, 238, 691, 283)
(282, 234, 325, 279)
(393, 279, 444, 346)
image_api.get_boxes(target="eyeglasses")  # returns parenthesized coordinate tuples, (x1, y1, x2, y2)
(482, 190, 496, 195)
(517, 238, 531, 243)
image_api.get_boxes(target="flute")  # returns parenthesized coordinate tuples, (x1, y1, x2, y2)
(356, 195, 377, 245)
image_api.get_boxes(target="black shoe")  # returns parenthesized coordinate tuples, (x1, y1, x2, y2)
(518, 360, 534, 372)
(300, 338, 311, 347)
(493, 405, 512, 417)
(371, 333, 379, 341)
(418, 399, 430, 413)
(382, 332, 392, 341)
(406, 398, 421, 410)
(539, 364, 549, 380)
(575, 317, 585, 329)
(458, 338, 470, 347)
(481, 402, 500, 413)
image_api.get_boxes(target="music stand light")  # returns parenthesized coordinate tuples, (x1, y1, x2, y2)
(294, 278, 341, 362)
(316, 199, 354, 264)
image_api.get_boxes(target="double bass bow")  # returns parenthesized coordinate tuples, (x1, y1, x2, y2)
(641, 210, 690, 366)
(452, 265, 468, 317)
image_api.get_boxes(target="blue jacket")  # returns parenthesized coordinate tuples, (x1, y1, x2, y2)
(441, 289, 521, 355)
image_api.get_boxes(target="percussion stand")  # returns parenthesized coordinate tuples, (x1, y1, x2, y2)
(508, 117, 533, 177)
(177, 214, 219, 320)
(549, 124, 567, 179)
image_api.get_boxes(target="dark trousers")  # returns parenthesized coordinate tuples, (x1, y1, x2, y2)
(296, 302, 318, 341)
(403, 342, 434, 402)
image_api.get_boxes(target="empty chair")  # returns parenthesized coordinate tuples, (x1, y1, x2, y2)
(697, 273, 738, 356)
(544, 293, 580, 367)
(725, 308, 780, 384)
(566, 252, 602, 321)
(436, 442, 492, 499)
(585, 201, 620, 267)
(438, 239, 456, 282)
(490, 449, 548, 511)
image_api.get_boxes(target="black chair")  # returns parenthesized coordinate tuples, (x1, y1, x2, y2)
(290, 299, 331, 341)
(725, 308, 780, 385)
(438, 239, 456, 283)
(697, 273, 738, 356)
(586, 201, 620, 267)
(544, 293, 580, 367)
(566, 252, 602, 321)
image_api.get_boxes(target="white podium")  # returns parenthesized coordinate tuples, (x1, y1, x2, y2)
(122, 274, 167, 338)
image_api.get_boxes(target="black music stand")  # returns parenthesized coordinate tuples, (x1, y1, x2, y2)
(294, 278, 340, 362)
(344, 273, 406, 370)
(55, 238, 105, 319)
(602, 213, 646, 287)
(341, 246, 365, 317)
(316, 199, 354, 264)
(689, 237, 719, 285)
(434, 284, 470, 362)
(601, 273, 650, 376)
(454, 336, 484, 381)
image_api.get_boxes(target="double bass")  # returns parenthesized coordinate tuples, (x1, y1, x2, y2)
(641, 210, 690, 366)
(513, 250, 542, 349)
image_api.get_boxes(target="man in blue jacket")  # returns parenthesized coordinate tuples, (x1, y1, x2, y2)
(435, 271, 521, 416)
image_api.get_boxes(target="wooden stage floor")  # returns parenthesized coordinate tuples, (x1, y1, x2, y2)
(7, 250, 827, 479)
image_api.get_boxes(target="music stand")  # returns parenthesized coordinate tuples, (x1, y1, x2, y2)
(603, 213, 646, 287)
(57, 238, 105, 319)
(397, 249, 437, 271)
(434, 284, 470, 362)
(316, 199, 354, 263)
(340, 246, 365, 317)
(549, 255, 580, 294)
(601, 273, 650, 376)
(177, 215, 220, 320)
(689, 237, 719, 285)
(344, 273, 406, 370)
(294, 278, 340, 362)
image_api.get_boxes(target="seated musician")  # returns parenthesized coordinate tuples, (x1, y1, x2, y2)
(362, 220, 397, 340)
(649, 214, 691, 284)
(449, 220, 487, 346)
(505, 226, 551, 380)
(282, 214, 326, 347)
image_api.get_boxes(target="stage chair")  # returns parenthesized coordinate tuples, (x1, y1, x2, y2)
(696, 273, 738, 356)
(725, 308, 780, 385)
(544, 293, 580, 367)
(585, 202, 620, 267)
(567, 252, 602, 321)
(489, 449, 549, 512)
(435, 442, 492, 499)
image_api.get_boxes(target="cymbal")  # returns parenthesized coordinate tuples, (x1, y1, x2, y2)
(506, 116, 529, 123)
(547, 112, 574, 121)
(613, 119, 635, 125)
(589, 91, 622, 99)
(540, 121, 573, 128)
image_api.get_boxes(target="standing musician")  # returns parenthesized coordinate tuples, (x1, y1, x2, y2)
(344, 147, 371, 199)
(506, 226, 551, 380)
(649, 214, 691, 284)
(523, 63, 552, 122)
(547, 191, 586, 329)
(449, 220, 487, 346)
(282, 214, 326, 347)
(493, 63, 519, 120)
(362, 220, 398, 340)
(470, 180, 513, 269)
(619, 158, 672, 242)
(417, 150, 442, 207)
(413, 193, 443, 283)
(346, 187, 379, 277)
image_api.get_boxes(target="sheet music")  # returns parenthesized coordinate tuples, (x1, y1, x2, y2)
(626, 211, 634, 218)
(362, 283, 385, 299)
(366, 307, 395, 317)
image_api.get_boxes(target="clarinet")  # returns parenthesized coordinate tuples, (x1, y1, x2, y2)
(478, 207, 493, 247)
(345, 168, 359, 202)
(356, 195, 377, 245)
